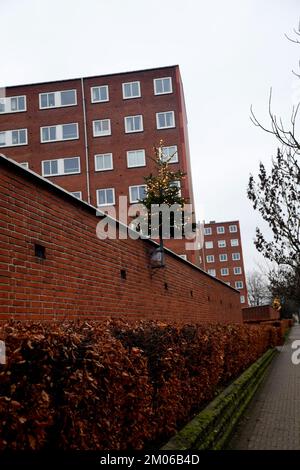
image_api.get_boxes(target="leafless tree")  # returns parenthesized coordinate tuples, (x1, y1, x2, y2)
(247, 270, 271, 306)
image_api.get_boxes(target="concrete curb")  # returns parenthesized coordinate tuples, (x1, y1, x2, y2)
(161, 348, 278, 450)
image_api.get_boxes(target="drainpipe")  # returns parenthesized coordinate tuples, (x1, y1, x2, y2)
(80, 78, 91, 204)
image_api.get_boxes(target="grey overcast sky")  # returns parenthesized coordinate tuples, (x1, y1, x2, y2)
(1, 0, 299, 273)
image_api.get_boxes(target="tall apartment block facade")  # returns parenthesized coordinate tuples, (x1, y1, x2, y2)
(200, 220, 248, 304)
(0, 65, 199, 264)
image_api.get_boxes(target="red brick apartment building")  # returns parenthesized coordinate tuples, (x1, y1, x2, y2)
(200, 221, 248, 305)
(0, 65, 199, 264)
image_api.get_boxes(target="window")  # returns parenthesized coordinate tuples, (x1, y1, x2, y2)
(122, 81, 141, 99)
(205, 241, 213, 249)
(93, 119, 111, 137)
(206, 255, 214, 263)
(0, 95, 26, 114)
(232, 252, 240, 260)
(226, 282, 231, 286)
(208, 269, 216, 277)
(234, 267, 242, 275)
(39, 89, 77, 109)
(40, 123, 79, 142)
(71, 191, 82, 199)
(161, 145, 178, 163)
(96, 188, 115, 206)
(221, 268, 229, 276)
(0, 129, 28, 147)
(179, 254, 187, 261)
(156, 111, 175, 129)
(91, 85, 109, 103)
(20, 162, 29, 169)
(95, 153, 113, 171)
(204, 227, 212, 235)
(127, 149, 145, 168)
(219, 254, 228, 262)
(218, 240, 226, 248)
(129, 185, 146, 203)
(217, 226, 225, 234)
(229, 224, 238, 233)
(231, 239, 239, 247)
(154, 77, 172, 95)
(235, 281, 244, 290)
(42, 157, 80, 177)
(124, 115, 143, 133)
(240, 295, 246, 304)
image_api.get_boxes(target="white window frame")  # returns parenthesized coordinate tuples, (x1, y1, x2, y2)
(218, 240, 226, 248)
(124, 115, 143, 133)
(205, 241, 213, 249)
(40, 123, 79, 143)
(235, 281, 244, 290)
(217, 226, 225, 234)
(232, 253, 241, 260)
(39, 89, 77, 109)
(70, 191, 82, 199)
(208, 269, 216, 277)
(156, 111, 175, 129)
(161, 145, 178, 163)
(127, 149, 146, 168)
(219, 254, 228, 262)
(94, 153, 113, 171)
(229, 224, 238, 233)
(0, 129, 28, 148)
(231, 239, 239, 247)
(91, 85, 109, 103)
(204, 227, 212, 236)
(42, 157, 81, 177)
(92, 119, 111, 137)
(240, 295, 246, 303)
(221, 268, 229, 276)
(206, 255, 215, 263)
(122, 81, 141, 99)
(20, 162, 29, 169)
(129, 185, 147, 203)
(0, 95, 27, 114)
(154, 77, 173, 95)
(179, 254, 187, 261)
(234, 267, 242, 275)
(96, 188, 115, 206)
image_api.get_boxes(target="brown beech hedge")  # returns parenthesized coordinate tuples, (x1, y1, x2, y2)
(0, 319, 282, 450)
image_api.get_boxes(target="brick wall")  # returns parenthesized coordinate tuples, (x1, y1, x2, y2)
(0, 155, 242, 323)
(242, 305, 280, 323)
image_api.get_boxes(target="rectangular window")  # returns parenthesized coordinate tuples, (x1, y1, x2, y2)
(91, 85, 109, 103)
(95, 153, 113, 171)
(154, 77, 172, 95)
(42, 157, 80, 177)
(219, 254, 228, 262)
(96, 188, 115, 206)
(20, 162, 29, 169)
(0, 129, 28, 147)
(231, 239, 239, 247)
(221, 268, 229, 276)
(240, 295, 245, 303)
(204, 227, 212, 235)
(208, 269, 216, 277)
(206, 255, 214, 263)
(232, 252, 241, 260)
(229, 224, 238, 233)
(217, 226, 225, 234)
(205, 241, 213, 249)
(124, 115, 143, 133)
(39, 89, 77, 109)
(0, 95, 26, 114)
(127, 149, 146, 168)
(179, 254, 187, 261)
(234, 267, 242, 275)
(93, 119, 111, 137)
(40, 123, 79, 142)
(71, 191, 82, 199)
(161, 145, 178, 163)
(129, 185, 146, 203)
(235, 281, 244, 289)
(122, 81, 141, 99)
(218, 240, 226, 248)
(156, 111, 175, 129)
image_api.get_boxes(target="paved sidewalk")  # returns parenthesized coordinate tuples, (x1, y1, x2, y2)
(229, 325, 300, 450)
